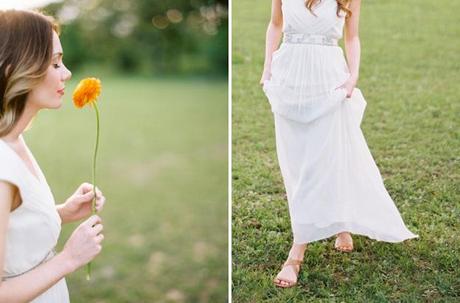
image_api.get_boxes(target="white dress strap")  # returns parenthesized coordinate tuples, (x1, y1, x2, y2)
(0, 140, 27, 193)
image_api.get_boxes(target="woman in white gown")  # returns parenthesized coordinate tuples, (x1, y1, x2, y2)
(260, 0, 419, 287)
(0, 10, 106, 302)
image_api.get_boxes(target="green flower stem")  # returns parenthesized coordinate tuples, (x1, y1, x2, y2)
(86, 101, 100, 281)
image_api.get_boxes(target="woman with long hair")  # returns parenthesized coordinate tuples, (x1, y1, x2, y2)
(0, 10, 106, 301)
(261, 0, 418, 288)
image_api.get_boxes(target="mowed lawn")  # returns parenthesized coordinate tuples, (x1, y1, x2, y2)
(232, 0, 459, 302)
(25, 76, 228, 302)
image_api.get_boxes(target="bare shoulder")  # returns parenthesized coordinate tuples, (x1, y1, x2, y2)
(271, 0, 283, 24)
(349, 0, 361, 12)
(344, 0, 361, 35)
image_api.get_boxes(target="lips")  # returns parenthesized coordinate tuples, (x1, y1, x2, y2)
(57, 88, 65, 95)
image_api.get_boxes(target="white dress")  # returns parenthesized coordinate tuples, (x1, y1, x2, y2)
(263, 0, 419, 244)
(0, 137, 70, 302)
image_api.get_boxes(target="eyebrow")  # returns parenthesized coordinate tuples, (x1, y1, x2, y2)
(52, 52, 63, 58)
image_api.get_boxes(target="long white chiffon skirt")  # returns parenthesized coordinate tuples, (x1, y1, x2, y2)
(271, 89, 419, 244)
(263, 43, 419, 244)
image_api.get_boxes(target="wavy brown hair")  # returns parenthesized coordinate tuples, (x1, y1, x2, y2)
(305, 0, 352, 18)
(0, 10, 60, 137)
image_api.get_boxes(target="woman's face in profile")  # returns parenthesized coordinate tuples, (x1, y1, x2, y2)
(27, 31, 72, 110)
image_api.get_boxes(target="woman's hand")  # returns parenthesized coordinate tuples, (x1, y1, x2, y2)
(61, 215, 104, 272)
(260, 69, 272, 86)
(335, 76, 358, 98)
(57, 183, 106, 224)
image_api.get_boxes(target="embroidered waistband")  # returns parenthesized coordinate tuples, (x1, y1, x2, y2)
(283, 32, 339, 46)
(2, 248, 56, 281)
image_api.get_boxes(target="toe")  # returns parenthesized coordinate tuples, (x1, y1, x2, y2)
(276, 278, 294, 288)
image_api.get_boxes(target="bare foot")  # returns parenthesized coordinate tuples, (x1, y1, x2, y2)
(273, 243, 307, 288)
(335, 231, 353, 252)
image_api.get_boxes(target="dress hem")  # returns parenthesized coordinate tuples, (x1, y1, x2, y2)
(292, 221, 419, 244)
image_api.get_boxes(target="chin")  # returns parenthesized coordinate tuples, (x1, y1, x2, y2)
(45, 100, 63, 109)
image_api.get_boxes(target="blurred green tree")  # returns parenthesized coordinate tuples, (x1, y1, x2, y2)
(45, 0, 228, 75)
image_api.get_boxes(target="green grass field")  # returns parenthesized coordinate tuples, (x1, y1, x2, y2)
(25, 76, 228, 302)
(232, 0, 459, 302)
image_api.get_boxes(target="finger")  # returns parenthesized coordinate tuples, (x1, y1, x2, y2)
(79, 182, 93, 193)
(95, 195, 105, 205)
(80, 183, 101, 196)
(347, 88, 354, 98)
(95, 234, 104, 244)
(85, 214, 102, 227)
(91, 223, 104, 235)
(95, 191, 104, 201)
(88, 186, 102, 199)
(82, 189, 103, 202)
(95, 197, 106, 211)
(77, 190, 95, 203)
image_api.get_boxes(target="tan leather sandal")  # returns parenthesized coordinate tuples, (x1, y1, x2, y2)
(334, 232, 354, 252)
(273, 258, 303, 288)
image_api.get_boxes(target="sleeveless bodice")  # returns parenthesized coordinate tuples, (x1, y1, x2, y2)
(263, 0, 353, 123)
(282, 0, 346, 38)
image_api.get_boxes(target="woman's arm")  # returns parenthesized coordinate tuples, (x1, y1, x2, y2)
(343, 0, 362, 90)
(260, 0, 283, 85)
(0, 181, 104, 303)
(0, 181, 72, 303)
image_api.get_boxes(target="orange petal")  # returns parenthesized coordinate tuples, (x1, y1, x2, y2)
(72, 77, 102, 108)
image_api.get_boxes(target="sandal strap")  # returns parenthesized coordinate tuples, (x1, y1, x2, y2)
(283, 258, 303, 267)
(274, 258, 303, 287)
(274, 278, 297, 286)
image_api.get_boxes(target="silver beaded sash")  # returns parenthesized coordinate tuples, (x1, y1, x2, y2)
(2, 248, 56, 281)
(283, 32, 338, 46)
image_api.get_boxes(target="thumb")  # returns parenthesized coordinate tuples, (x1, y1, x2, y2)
(76, 190, 95, 203)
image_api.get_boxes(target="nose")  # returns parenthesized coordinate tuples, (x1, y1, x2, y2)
(62, 64, 72, 82)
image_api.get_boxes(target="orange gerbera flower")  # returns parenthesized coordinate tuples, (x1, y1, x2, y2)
(72, 77, 103, 280)
(72, 77, 102, 108)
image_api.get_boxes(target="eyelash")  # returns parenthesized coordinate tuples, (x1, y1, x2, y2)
(52, 63, 61, 69)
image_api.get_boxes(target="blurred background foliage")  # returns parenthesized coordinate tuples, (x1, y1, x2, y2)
(44, 0, 228, 76)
